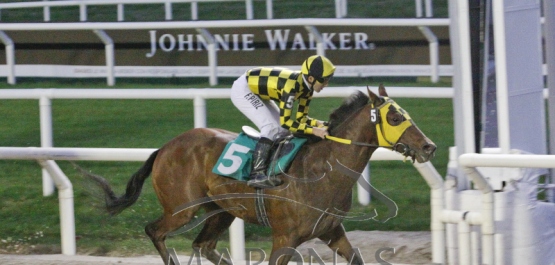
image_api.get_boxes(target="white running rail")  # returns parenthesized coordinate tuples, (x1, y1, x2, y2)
(0, 86, 451, 258)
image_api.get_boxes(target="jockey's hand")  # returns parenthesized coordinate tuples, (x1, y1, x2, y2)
(312, 127, 329, 139)
(316, 120, 327, 128)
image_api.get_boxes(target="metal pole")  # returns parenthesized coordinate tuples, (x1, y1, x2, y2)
(458, 220, 471, 265)
(38, 160, 76, 255)
(117, 4, 124, 21)
(229, 219, 245, 261)
(456, 0, 476, 156)
(93, 30, 115, 86)
(43, 0, 50, 22)
(491, 0, 510, 154)
(304, 26, 325, 57)
(469, 0, 482, 153)
(335, 0, 342, 18)
(79, 3, 87, 21)
(266, 0, 273, 19)
(544, 0, 555, 201)
(245, 0, 253, 20)
(191, 1, 198, 20)
(165, 1, 172, 20)
(193, 95, 207, 128)
(425, 0, 433, 17)
(357, 164, 370, 205)
(418, 26, 439, 83)
(39, 96, 55, 196)
(413, 161, 445, 264)
(459, 167, 494, 265)
(0, 31, 16, 85)
(196, 28, 217, 85)
(415, 0, 423, 17)
(448, 0, 475, 190)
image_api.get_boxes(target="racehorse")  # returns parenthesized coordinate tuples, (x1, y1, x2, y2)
(85, 85, 436, 265)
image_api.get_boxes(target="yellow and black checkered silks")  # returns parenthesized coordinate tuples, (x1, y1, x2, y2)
(246, 67, 320, 134)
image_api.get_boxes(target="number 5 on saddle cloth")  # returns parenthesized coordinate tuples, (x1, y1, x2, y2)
(212, 126, 307, 181)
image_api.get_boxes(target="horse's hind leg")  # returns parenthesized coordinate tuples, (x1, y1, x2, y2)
(318, 224, 364, 265)
(145, 209, 198, 265)
(192, 204, 236, 265)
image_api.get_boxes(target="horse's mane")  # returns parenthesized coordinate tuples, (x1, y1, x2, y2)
(327, 91, 369, 134)
(293, 91, 369, 143)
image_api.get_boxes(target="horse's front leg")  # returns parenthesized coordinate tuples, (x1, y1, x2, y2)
(268, 234, 303, 265)
(318, 224, 364, 265)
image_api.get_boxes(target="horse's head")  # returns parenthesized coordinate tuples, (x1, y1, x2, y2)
(367, 84, 436, 163)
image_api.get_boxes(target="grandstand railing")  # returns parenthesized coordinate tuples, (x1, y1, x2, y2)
(0, 0, 267, 21)
(0, 0, 434, 21)
(0, 18, 450, 85)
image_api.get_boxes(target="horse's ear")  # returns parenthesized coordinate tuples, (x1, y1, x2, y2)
(367, 86, 379, 103)
(378, 83, 388, 97)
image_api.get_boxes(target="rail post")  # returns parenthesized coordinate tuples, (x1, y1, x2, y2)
(0, 30, 15, 85)
(93, 30, 115, 86)
(39, 95, 55, 196)
(38, 160, 76, 255)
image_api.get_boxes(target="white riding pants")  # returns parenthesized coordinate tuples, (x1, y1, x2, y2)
(230, 74, 288, 139)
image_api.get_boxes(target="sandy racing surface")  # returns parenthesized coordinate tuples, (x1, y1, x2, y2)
(0, 231, 433, 265)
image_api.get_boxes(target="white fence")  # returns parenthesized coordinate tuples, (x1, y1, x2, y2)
(0, 0, 435, 21)
(0, 17, 450, 86)
(455, 153, 555, 265)
(0, 147, 444, 260)
(0, 86, 451, 259)
(1, 86, 553, 262)
(0, 85, 453, 194)
(0, 0, 266, 21)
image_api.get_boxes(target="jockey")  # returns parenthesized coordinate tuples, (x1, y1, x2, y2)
(230, 55, 335, 188)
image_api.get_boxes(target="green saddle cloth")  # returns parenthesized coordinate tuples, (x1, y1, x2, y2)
(212, 133, 307, 181)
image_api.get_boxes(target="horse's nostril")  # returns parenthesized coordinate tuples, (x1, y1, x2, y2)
(423, 144, 437, 154)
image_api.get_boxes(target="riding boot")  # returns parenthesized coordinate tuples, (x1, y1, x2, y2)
(247, 137, 280, 188)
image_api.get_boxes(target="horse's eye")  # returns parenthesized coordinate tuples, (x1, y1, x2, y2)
(390, 113, 404, 125)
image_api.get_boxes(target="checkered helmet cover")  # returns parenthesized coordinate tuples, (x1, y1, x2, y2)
(301, 55, 336, 79)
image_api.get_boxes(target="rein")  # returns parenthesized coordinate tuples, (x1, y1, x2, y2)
(325, 135, 381, 148)
(324, 135, 411, 157)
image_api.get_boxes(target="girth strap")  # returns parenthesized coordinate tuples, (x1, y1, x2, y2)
(255, 188, 271, 227)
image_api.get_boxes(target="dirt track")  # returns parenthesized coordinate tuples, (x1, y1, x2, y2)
(0, 254, 170, 265)
(0, 231, 434, 265)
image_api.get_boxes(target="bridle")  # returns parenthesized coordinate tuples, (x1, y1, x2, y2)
(324, 97, 414, 157)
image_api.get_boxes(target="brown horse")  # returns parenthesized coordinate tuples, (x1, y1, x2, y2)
(86, 85, 436, 265)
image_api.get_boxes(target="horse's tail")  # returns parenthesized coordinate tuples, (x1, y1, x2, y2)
(80, 150, 159, 216)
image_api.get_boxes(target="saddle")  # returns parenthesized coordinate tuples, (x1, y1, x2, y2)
(212, 126, 307, 181)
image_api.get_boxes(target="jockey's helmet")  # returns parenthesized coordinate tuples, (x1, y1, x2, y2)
(301, 55, 336, 83)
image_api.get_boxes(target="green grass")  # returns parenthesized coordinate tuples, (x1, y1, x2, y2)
(0, 79, 453, 256)
(0, 0, 453, 257)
